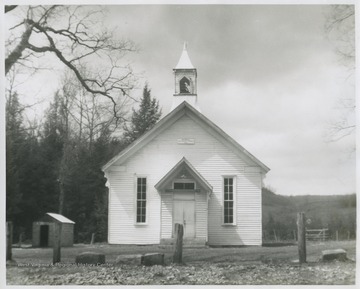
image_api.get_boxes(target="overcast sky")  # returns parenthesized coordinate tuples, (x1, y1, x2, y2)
(4, 3, 356, 196)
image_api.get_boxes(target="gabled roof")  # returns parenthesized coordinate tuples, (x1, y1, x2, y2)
(46, 212, 75, 224)
(155, 157, 213, 192)
(175, 42, 195, 69)
(102, 101, 270, 173)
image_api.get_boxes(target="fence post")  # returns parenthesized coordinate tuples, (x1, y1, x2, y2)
(19, 232, 24, 248)
(53, 222, 62, 264)
(6, 222, 13, 261)
(297, 212, 306, 263)
(90, 233, 95, 245)
(273, 229, 278, 242)
(173, 223, 183, 264)
(336, 230, 339, 241)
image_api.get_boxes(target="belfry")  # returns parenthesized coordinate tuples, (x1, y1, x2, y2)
(171, 42, 200, 111)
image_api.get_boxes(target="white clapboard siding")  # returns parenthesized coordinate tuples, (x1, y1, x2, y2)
(160, 192, 173, 239)
(195, 192, 208, 240)
(108, 172, 161, 244)
(107, 113, 263, 245)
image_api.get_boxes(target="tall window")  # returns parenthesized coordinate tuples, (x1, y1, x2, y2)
(136, 178, 146, 223)
(224, 177, 234, 224)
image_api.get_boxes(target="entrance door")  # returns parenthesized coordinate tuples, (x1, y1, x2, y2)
(40, 225, 49, 247)
(173, 193, 195, 238)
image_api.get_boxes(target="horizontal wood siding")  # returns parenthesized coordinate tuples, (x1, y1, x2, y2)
(195, 192, 208, 240)
(161, 193, 173, 239)
(108, 113, 262, 245)
(108, 171, 161, 244)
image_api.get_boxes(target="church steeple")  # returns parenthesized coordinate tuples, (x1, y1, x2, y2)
(175, 42, 194, 69)
(171, 43, 200, 111)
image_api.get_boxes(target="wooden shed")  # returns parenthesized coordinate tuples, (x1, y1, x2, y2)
(32, 212, 75, 247)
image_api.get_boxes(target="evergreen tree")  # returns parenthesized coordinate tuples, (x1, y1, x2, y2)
(39, 92, 66, 214)
(6, 92, 26, 222)
(123, 84, 162, 144)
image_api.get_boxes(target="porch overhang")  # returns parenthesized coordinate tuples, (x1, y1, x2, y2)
(155, 157, 212, 194)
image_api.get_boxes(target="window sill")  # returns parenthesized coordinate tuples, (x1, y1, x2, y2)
(222, 223, 236, 227)
(135, 223, 148, 226)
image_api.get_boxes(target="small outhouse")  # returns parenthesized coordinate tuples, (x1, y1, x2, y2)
(32, 212, 75, 247)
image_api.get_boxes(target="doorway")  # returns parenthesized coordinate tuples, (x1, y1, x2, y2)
(173, 192, 195, 238)
(39, 225, 49, 247)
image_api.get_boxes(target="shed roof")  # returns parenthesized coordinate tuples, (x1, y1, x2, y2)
(46, 212, 75, 224)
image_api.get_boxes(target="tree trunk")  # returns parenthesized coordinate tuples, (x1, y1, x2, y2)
(6, 222, 13, 261)
(58, 181, 65, 215)
(5, 22, 33, 75)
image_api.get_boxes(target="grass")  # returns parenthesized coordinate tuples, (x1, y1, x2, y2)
(10, 240, 356, 265)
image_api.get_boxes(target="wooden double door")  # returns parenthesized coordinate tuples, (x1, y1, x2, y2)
(173, 192, 195, 238)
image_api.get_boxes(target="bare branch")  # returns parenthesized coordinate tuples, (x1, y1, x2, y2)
(6, 5, 138, 122)
(5, 21, 34, 74)
(5, 6, 18, 13)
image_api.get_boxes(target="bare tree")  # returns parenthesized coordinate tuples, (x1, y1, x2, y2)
(325, 5, 355, 70)
(56, 70, 131, 213)
(59, 70, 130, 144)
(324, 5, 355, 145)
(5, 5, 137, 121)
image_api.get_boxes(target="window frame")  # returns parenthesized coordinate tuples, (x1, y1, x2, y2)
(222, 176, 237, 226)
(135, 176, 147, 225)
(173, 179, 196, 190)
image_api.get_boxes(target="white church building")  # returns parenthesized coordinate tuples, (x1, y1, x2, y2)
(102, 45, 270, 246)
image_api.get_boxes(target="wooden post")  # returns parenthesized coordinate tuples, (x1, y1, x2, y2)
(90, 233, 95, 245)
(297, 212, 306, 264)
(19, 232, 24, 248)
(53, 222, 62, 264)
(273, 229, 278, 242)
(336, 230, 339, 241)
(6, 222, 13, 261)
(173, 223, 183, 264)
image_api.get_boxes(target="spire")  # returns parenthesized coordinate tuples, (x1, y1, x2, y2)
(175, 42, 194, 69)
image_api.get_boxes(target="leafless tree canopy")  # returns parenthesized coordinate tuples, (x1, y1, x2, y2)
(325, 5, 355, 70)
(324, 5, 355, 145)
(5, 5, 137, 121)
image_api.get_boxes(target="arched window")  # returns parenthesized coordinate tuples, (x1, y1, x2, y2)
(180, 77, 191, 93)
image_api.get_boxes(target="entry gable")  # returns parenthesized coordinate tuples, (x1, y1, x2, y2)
(155, 157, 212, 194)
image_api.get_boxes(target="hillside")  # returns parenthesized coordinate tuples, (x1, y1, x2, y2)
(262, 188, 356, 241)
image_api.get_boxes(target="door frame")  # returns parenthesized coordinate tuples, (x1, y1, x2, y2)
(172, 192, 195, 238)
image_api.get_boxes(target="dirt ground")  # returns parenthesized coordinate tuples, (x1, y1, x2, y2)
(6, 240, 356, 285)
